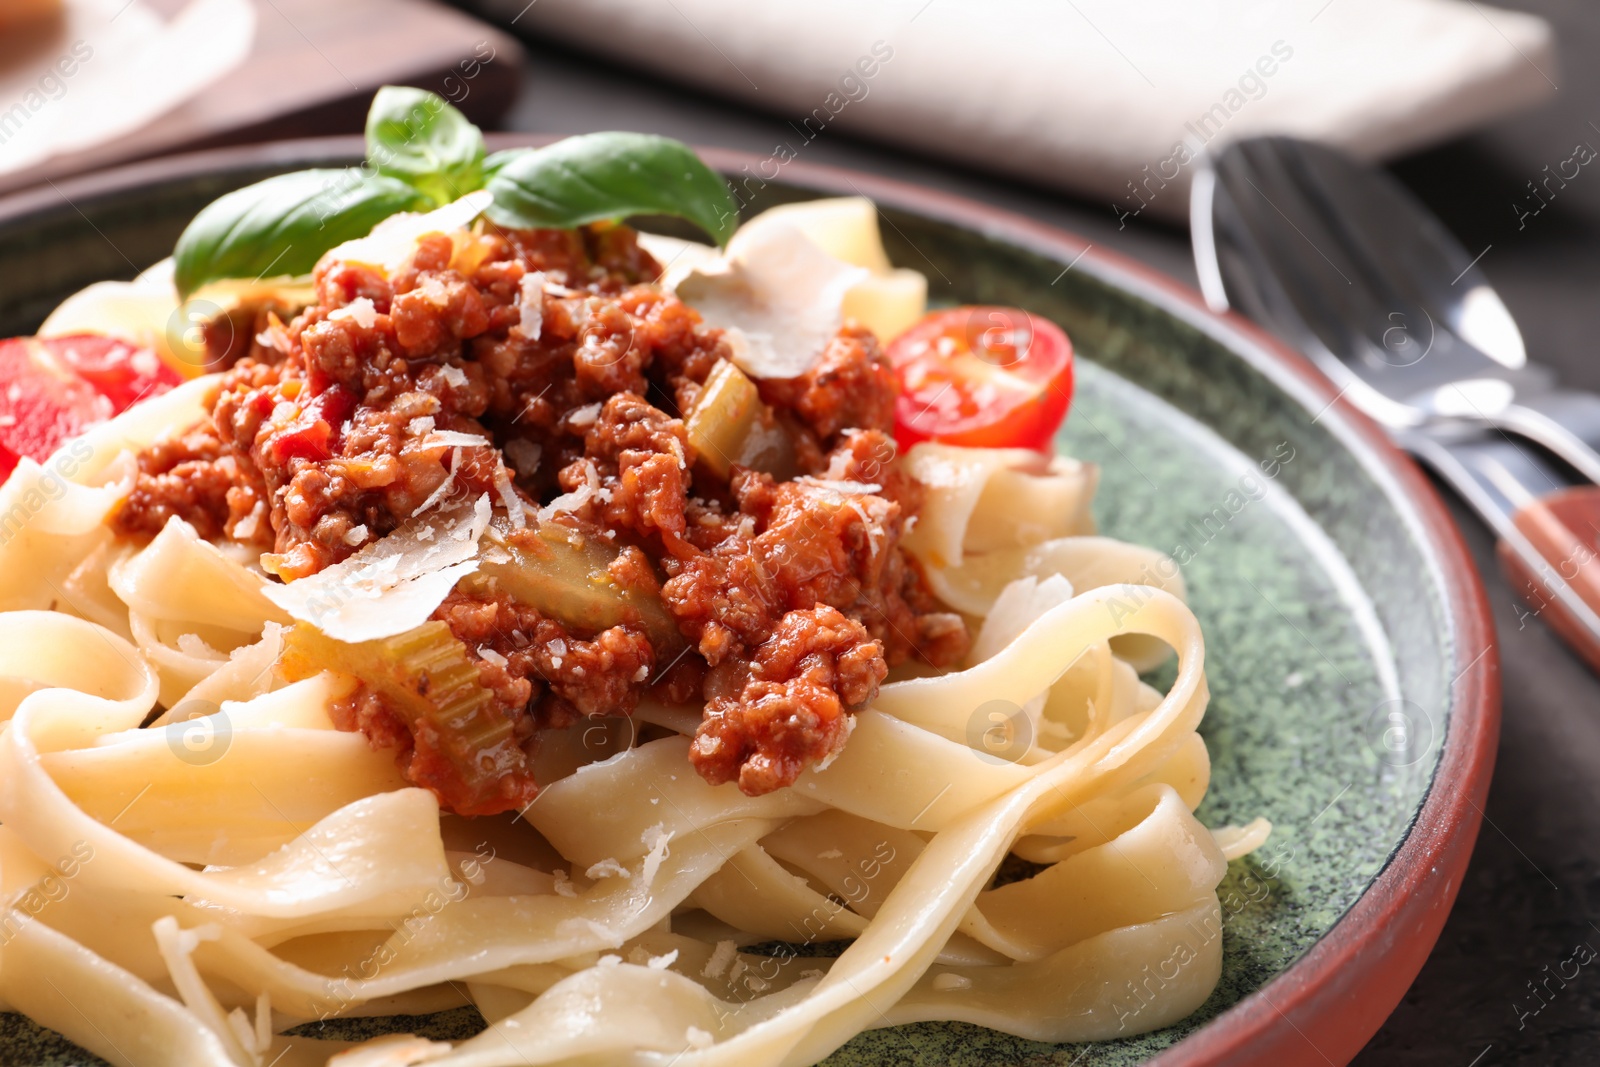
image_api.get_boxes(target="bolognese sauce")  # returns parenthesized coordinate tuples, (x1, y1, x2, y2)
(112, 221, 968, 812)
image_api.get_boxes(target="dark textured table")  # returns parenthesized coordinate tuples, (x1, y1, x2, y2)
(475, 3, 1599, 1062)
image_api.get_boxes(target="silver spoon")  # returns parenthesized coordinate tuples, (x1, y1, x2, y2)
(1193, 135, 1600, 483)
(1193, 135, 1600, 672)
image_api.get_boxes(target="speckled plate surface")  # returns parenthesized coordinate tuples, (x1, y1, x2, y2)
(0, 140, 1499, 1067)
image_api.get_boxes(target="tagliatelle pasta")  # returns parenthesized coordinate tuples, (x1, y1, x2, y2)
(0, 409, 1253, 1065)
(0, 113, 1265, 1067)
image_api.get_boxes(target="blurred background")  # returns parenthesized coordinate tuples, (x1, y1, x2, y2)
(1, 0, 1594, 1062)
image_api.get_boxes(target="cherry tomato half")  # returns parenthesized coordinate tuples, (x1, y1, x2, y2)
(0, 335, 179, 481)
(888, 306, 1074, 452)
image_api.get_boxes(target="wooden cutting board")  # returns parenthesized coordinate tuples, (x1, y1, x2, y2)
(0, 0, 523, 197)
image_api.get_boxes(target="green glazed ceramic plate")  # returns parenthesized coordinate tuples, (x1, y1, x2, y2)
(0, 139, 1498, 1067)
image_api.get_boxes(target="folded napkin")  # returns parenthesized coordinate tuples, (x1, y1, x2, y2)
(0, 0, 253, 177)
(494, 0, 1555, 222)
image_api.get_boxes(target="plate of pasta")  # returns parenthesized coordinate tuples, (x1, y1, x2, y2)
(0, 88, 1496, 1067)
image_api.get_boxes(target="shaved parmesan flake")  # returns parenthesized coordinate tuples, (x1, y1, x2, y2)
(326, 191, 492, 277)
(647, 949, 679, 970)
(328, 297, 378, 328)
(597, 954, 623, 967)
(567, 403, 601, 429)
(424, 431, 490, 450)
(343, 524, 369, 547)
(440, 365, 469, 389)
(262, 495, 491, 643)
(412, 448, 463, 518)
(552, 869, 577, 898)
(797, 477, 882, 495)
(537, 459, 600, 521)
(493, 462, 526, 530)
(637, 233, 720, 289)
(674, 222, 868, 380)
(408, 416, 436, 436)
(817, 848, 844, 860)
(518, 271, 546, 339)
(685, 1026, 715, 1050)
(478, 646, 508, 668)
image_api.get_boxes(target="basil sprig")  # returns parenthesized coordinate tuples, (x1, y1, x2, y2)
(173, 171, 431, 298)
(173, 87, 739, 298)
(486, 133, 738, 246)
(366, 86, 485, 207)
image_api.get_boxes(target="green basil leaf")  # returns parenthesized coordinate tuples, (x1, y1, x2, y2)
(173, 169, 431, 298)
(365, 86, 486, 206)
(486, 132, 739, 246)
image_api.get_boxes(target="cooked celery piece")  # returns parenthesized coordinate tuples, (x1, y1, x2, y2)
(474, 523, 687, 658)
(280, 620, 520, 809)
(684, 359, 798, 479)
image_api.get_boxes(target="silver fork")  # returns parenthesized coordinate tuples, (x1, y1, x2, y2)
(1193, 135, 1600, 484)
(1193, 135, 1600, 672)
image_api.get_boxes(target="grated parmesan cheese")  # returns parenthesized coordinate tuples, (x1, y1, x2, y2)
(702, 940, 737, 980)
(640, 824, 674, 886)
(585, 857, 631, 880)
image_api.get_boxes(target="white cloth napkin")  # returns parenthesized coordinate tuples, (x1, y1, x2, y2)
(0, 0, 254, 177)
(499, 0, 1555, 221)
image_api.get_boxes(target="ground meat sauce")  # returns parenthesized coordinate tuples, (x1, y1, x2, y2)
(112, 221, 968, 811)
